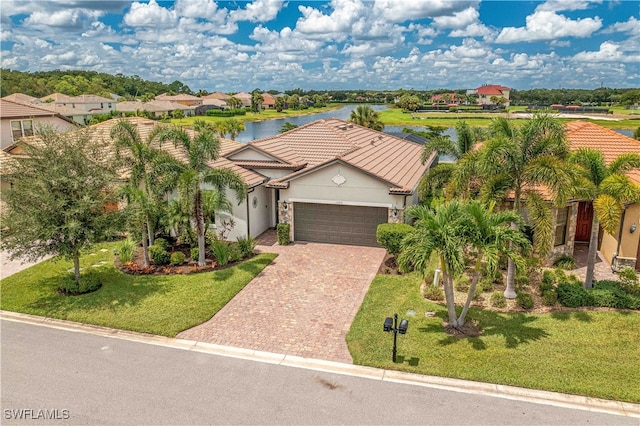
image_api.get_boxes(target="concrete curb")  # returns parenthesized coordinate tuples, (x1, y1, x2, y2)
(2, 310, 638, 418)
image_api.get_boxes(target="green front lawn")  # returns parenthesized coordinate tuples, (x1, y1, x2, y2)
(0, 242, 277, 336)
(347, 274, 640, 403)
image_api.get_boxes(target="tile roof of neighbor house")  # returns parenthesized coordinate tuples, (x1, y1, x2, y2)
(565, 120, 640, 185)
(36, 103, 92, 116)
(2, 93, 40, 104)
(202, 99, 228, 107)
(262, 93, 276, 104)
(40, 93, 70, 102)
(0, 99, 75, 124)
(228, 119, 435, 194)
(232, 92, 252, 100)
(155, 93, 201, 102)
(203, 92, 231, 100)
(475, 85, 510, 95)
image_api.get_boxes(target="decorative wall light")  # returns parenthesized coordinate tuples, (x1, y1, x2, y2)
(282, 201, 288, 211)
(392, 207, 398, 217)
(630, 223, 637, 233)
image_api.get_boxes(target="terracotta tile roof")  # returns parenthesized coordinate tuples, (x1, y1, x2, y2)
(2, 93, 40, 104)
(40, 93, 71, 102)
(0, 99, 66, 119)
(252, 119, 434, 193)
(232, 92, 252, 100)
(202, 99, 227, 107)
(37, 103, 91, 116)
(203, 92, 231, 100)
(155, 93, 201, 102)
(565, 121, 640, 185)
(475, 85, 509, 95)
(232, 160, 303, 170)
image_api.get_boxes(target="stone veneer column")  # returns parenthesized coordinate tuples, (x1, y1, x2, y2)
(278, 201, 293, 241)
(388, 207, 404, 224)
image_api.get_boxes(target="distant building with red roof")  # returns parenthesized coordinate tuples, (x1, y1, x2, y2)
(473, 85, 510, 106)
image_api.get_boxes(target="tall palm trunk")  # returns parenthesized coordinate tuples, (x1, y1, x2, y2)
(146, 219, 154, 247)
(441, 256, 459, 328)
(459, 253, 483, 325)
(584, 216, 600, 289)
(141, 223, 150, 268)
(194, 189, 207, 267)
(505, 192, 521, 299)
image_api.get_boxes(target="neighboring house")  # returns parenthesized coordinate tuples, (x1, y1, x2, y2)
(3, 93, 92, 125)
(220, 119, 437, 245)
(40, 93, 116, 113)
(0, 99, 77, 150)
(231, 92, 253, 107)
(115, 100, 193, 117)
(473, 85, 510, 106)
(564, 121, 640, 271)
(261, 93, 276, 109)
(429, 93, 464, 105)
(2, 93, 41, 105)
(155, 93, 202, 107)
(203, 92, 231, 101)
(196, 99, 229, 116)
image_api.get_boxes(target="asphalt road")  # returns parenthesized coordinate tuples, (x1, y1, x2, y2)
(1, 320, 635, 425)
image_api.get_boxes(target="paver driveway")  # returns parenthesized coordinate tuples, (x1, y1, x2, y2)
(177, 241, 386, 363)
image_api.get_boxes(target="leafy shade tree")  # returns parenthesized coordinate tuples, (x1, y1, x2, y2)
(633, 127, 640, 141)
(349, 105, 384, 131)
(274, 96, 286, 112)
(570, 148, 640, 288)
(476, 113, 573, 298)
(171, 109, 185, 119)
(280, 122, 299, 133)
(398, 201, 529, 329)
(1, 128, 121, 281)
(397, 94, 421, 111)
(157, 120, 248, 266)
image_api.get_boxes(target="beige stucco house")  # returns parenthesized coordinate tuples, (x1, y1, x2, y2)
(0, 99, 77, 150)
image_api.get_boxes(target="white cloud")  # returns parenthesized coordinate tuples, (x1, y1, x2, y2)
(373, 0, 479, 23)
(573, 41, 640, 63)
(296, 0, 365, 39)
(496, 10, 602, 43)
(601, 16, 640, 34)
(432, 7, 478, 30)
(536, 0, 602, 12)
(123, 0, 177, 28)
(229, 0, 284, 23)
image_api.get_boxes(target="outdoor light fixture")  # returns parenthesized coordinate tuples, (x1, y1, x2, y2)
(630, 223, 637, 234)
(392, 207, 398, 217)
(382, 313, 409, 362)
(282, 201, 288, 210)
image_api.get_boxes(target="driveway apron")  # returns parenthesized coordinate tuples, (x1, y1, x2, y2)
(177, 242, 386, 363)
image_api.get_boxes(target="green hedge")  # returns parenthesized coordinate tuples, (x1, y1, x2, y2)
(376, 223, 413, 256)
(205, 108, 247, 117)
(277, 223, 290, 246)
(557, 280, 640, 309)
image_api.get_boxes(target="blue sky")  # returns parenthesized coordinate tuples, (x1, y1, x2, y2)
(1, 1, 638, 92)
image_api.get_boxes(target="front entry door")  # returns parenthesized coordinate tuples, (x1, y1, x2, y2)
(636, 239, 640, 271)
(575, 202, 593, 242)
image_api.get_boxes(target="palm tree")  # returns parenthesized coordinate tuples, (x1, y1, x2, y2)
(157, 120, 248, 266)
(398, 201, 529, 329)
(349, 105, 384, 131)
(475, 113, 573, 298)
(110, 119, 166, 248)
(570, 148, 640, 288)
(223, 118, 245, 141)
(398, 202, 466, 327)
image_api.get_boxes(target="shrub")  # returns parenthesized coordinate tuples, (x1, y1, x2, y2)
(176, 232, 195, 247)
(619, 267, 640, 294)
(472, 287, 483, 301)
(236, 236, 256, 258)
(376, 223, 414, 256)
(479, 277, 494, 292)
(149, 245, 170, 265)
(557, 282, 592, 308)
(516, 292, 534, 309)
(211, 240, 230, 266)
(553, 255, 576, 270)
(423, 285, 444, 301)
(277, 223, 290, 246)
(542, 290, 558, 306)
(228, 242, 242, 263)
(454, 274, 471, 292)
(205, 230, 218, 246)
(116, 239, 136, 263)
(515, 274, 530, 290)
(154, 237, 169, 250)
(170, 251, 186, 266)
(58, 273, 102, 296)
(491, 292, 507, 308)
(190, 247, 199, 261)
(542, 270, 556, 286)
(593, 280, 640, 309)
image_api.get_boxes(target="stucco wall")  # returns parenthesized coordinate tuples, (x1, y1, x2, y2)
(247, 184, 273, 238)
(601, 203, 640, 269)
(228, 149, 275, 161)
(281, 163, 405, 207)
(1, 117, 76, 150)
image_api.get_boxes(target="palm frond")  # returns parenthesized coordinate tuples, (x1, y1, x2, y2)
(593, 194, 623, 235)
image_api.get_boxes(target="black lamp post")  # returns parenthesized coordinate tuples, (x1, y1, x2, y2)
(383, 313, 408, 362)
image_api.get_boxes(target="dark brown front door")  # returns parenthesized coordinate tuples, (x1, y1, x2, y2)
(636, 239, 640, 271)
(575, 202, 593, 242)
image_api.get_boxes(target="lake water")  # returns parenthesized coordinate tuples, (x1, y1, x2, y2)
(234, 104, 630, 142)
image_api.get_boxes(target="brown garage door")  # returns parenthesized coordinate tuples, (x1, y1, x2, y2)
(294, 203, 388, 246)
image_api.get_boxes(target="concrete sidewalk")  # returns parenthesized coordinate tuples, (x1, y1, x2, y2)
(0, 250, 52, 280)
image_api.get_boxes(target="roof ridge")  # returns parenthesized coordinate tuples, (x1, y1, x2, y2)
(567, 120, 640, 146)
